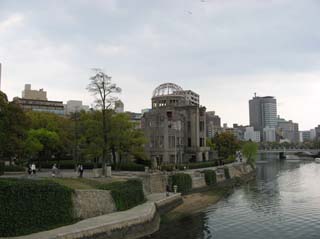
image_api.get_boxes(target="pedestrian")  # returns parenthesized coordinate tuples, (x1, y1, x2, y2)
(78, 164, 84, 178)
(52, 164, 57, 177)
(27, 164, 32, 175)
(31, 163, 36, 175)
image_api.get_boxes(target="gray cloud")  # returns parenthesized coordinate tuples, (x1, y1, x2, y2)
(0, 0, 320, 129)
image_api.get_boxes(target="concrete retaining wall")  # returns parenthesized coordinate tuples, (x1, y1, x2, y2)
(72, 190, 116, 219)
(9, 202, 160, 239)
(140, 173, 167, 195)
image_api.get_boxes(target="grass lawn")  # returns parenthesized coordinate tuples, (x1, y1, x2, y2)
(48, 177, 126, 190)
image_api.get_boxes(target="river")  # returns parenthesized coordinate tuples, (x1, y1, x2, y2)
(151, 155, 320, 239)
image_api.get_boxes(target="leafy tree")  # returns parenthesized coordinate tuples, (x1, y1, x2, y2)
(87, 70, 121, 175)
(213, 132, 240, 159)
(242, 141, 258, 168)
(24, 128, 60, 169)
(109, 113, 147, 165)
(78, 110, 104, 166)
(206, 138, 216, 151)
(26, 111, 72, 158)
(0, 92, 29, 163)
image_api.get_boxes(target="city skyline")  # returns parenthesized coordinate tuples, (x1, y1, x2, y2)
(1, 0, 320, 130)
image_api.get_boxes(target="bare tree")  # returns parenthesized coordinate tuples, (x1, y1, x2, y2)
(87, 69, 121, 175)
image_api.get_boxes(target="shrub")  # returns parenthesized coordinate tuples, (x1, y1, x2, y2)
(0, 162, 4, 176)
(224, 155, 236, 164)
(41, 161, 95, 170)
(203, 170, 217, 186)
(188, 161, 216, 169)
(112, 162, 145, 172)
(0, 179, 74, 237)
(224, 167, 231, 179)
(4, 165, 25, 172)
(169, 173, 192, 194)
(160, 161, 217, 172)
(99, 179, 145, 211)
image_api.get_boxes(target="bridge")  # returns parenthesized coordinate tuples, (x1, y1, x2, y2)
(258, 149, 320, 155)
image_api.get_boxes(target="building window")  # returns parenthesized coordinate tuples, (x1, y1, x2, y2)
(200, 138, 204, 147)
(199, 121, 204, 132)
(170, 155, 176, 163)
(187, 121, 191, 131)
(167, 111, 172, 119)
(188, 138, 192, 147)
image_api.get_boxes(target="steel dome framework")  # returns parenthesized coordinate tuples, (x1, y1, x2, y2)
(152, 83, 183, 98)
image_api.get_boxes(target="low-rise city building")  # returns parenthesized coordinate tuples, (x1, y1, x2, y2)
(64, 100, 89, 115)
(13, 84, 64, 115)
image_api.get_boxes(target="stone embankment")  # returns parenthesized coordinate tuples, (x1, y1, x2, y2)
(4, 194, 182, 239)
(3, 163, 252, 239)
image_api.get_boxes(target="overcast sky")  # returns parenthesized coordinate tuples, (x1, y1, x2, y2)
(1, 0, 320, 130)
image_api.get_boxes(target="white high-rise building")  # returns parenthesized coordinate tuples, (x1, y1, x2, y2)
(244, 127, 261, 142)
(263, 127, 276, 142)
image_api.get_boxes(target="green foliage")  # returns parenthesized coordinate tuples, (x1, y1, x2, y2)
(206, 138, 216, 150)
(99, 180, 145, 211)
(0, 162, 4, 175)
(242, 142, 258, 168)
(203, 170, 217, 186)
(0, 179, 75, 237)
(161, 161, 218, 171)
(0, 94, 29, 162)
(224, 167, 231, 179)
(213, 132, 240, 159)
(224, 155, 236, 164)
(24, 128, 60, 166)
(4, 165, 25, 172)
(169, 173, 192, 194)
(188, 161, 217, 169)
(112, 162, 146, 171)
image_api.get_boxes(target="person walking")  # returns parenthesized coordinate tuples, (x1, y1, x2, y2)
(27, 164, 32, 175)
(78, 164, 84, 178)
(31, 163, 36, 175)
(52, 164, 57, 177)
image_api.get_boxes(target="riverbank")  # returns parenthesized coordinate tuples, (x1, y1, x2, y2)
(160, 171, 255, 224)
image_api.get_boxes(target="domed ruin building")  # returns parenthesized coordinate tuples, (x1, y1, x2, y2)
(142, 83, 209, 165)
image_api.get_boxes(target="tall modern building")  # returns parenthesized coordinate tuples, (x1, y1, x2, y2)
(206, 111, 221, 139)
(142, 83, 209, 165)
(249, 94, 277, 140)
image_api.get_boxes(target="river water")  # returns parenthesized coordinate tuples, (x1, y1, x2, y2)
(151, 155, 320, 239)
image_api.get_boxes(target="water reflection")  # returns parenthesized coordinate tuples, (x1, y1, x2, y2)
(153, 158, 320, 239)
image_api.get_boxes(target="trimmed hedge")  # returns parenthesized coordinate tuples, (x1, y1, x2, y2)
(0, 179, 75, 237)
(169, 173, 192, 194)
(224, 167, 231, 179)
(161, 161, 218, 172)
(99, 179, 145, 211)
(41, 161, 95, 170)
(111, 162, 145, 172)
(4, 165, 25, 172)
(203, 170, 217, 186)
(0, 162, 4, 176)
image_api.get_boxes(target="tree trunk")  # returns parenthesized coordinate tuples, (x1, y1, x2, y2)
(102, 109, 107, 176)
(111, 147, 116, 165)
